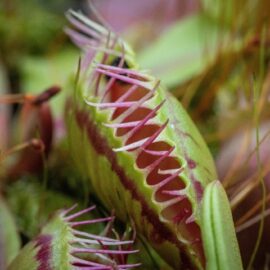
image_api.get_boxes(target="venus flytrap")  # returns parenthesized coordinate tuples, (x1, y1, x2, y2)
(65, 10, 243, 269)
(8, 204, 139, 270)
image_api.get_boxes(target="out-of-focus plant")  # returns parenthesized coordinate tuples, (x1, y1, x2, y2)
(0, 86, 60, 179)
(217, 120, 270, 268)
(6, 179, 83, 238)
(89, 0, 199, 50)
(0, 196, 21, 269)
(0, 59, 10, 149)
(0, 0, 62, 92)
(0, 0, 270, 269)
(137, 0, 270, 121)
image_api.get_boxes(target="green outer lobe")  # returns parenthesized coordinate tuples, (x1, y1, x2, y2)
(41, 214, 72, 270)
(67, 75, 217, 268)
(0, 196, 21, 268)
(8, 213, 73, 270)
(201, 181, 243, 270)
(8, 240, 39, 270)
(164, 92, 217, 196)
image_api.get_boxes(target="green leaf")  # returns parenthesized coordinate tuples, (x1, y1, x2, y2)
(202, 0, 234, 25)
(138, 14, 225, 88)
(0, 196, 21, 268)
(201, 181, 243, 270)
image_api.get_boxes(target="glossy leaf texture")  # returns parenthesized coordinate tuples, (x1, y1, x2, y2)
(65, 10, 218, 269)
(201, 181, 243, 270)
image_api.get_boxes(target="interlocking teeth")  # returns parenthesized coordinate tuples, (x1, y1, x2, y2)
(113, 137, 150, 152)
(95, 68, 152, 89)
(125, 100, 165, 138)
(64, 205, 96, 221)
(162, 188, 188, 196)
(85, 99, 137, 108)
(66, 10, 108, 42)
(153, 168, 184, 190)
(67, 9, 206, 268)
(96, 63, 150, 80)
(101, 79, 138, 103)
(145, 147, 175, 171)
(159, 196, 186, 209)
(104, 120, 142, 128)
